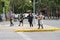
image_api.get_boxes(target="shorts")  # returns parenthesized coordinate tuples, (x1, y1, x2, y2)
(38, 20, 43, 25)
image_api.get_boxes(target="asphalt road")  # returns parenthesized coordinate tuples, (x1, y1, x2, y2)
(19, 31, 60, 40)
(0, 32, 60, 40)
(0, 19, 60, 40)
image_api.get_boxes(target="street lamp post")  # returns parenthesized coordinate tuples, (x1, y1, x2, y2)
(33, 0, 35, 14)
(33, 0, 36, 24)
(37, 0, 41, 15)
(31, 0, 35, 14)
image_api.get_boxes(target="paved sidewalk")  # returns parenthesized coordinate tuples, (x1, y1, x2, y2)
(0, 24, 60, 32)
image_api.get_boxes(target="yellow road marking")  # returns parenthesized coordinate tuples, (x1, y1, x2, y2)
(15, 28, 60, 32)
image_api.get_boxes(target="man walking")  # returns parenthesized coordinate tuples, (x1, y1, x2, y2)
(36, 12, 44, 29)
(18, 13, 24, 26)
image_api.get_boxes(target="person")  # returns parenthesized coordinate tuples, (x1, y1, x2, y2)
(9, 10, 14, 26)
(27, 12, 33, 27)
(36, 12, 44, 29)
(18, 13, 24, 26)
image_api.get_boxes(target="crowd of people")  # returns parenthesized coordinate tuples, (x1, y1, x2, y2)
(9, 10, 44, 29)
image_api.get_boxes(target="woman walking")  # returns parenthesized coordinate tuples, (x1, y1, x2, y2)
(27, 12, 33, 27)
(9, 10, 14, 26)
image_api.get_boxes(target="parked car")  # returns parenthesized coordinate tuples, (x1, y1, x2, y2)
(14, 14, 19, 19)
(0, 15, 2, 22)
(24, 13, 29, 19)
(14, 14, 19, 21)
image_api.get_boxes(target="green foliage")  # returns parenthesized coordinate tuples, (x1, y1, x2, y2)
(0, 0, 3, 14)
(11, 0, 32, 13)
(0, 0, 60, 14)
(4, 0, 10, 13)
(0, 0, 10, 14)
(39, 0, 60, 10)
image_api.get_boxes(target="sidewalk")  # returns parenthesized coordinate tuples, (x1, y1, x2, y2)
(0, 24, 60, 32)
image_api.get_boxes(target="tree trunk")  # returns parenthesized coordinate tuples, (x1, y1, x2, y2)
(5, 7, 7, 21)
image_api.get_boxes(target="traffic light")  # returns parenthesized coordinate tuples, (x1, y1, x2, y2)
(2, 2, 5, 7)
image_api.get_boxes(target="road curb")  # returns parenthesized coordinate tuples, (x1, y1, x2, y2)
(15, 28, 60, 32)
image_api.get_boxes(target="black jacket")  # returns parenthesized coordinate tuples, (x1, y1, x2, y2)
(27, 15, 33, 22)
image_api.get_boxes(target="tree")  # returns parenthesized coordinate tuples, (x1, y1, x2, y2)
(10, 0, 33, 13)
(36, 0, 60, 19)
(0, 0, 10, 20)
(0, 0, 3, 14)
